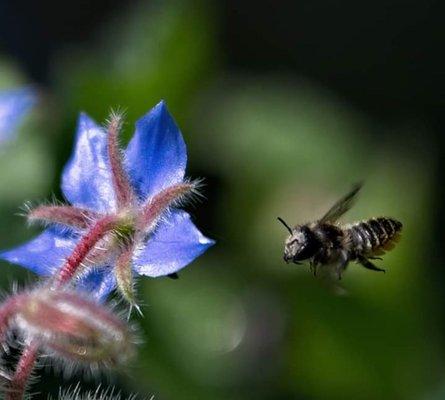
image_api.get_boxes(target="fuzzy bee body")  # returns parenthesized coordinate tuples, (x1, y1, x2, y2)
(278, 185, 402, 279)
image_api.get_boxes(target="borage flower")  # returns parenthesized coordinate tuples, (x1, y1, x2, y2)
(0, 101, 214, 306)
(0, 87, 35, 143)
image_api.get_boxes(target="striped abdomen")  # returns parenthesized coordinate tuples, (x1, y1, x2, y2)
(346, 217, 402, 257)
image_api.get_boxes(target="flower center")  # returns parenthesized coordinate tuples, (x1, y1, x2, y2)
(114, 210, 137, 244)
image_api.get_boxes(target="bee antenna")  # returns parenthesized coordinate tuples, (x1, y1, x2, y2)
(277, 217, 292, 234)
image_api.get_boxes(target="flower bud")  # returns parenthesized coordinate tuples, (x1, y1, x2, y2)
(57, 384, 138, 400)
(13, 288, 135, 368)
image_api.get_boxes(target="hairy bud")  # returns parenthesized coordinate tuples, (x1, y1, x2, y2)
(12, 288, 135, 368)
(56, 384, 140, 400)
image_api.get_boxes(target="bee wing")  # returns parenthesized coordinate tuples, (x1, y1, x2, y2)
(317, 265, 349, 296)
(320, 183, 363, 223)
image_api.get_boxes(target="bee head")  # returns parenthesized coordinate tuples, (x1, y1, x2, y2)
(278, 218, 319, 264)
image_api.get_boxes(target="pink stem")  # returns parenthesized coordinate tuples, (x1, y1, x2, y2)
(137, 182, 194, 230)
(55, 215, 118, 286)
(28, 205, 98, 229)
(0, 294, 25, 340)
(0, 296, 36, 400)
(6, 342, 39, 400)
(107, 115, 134, 207)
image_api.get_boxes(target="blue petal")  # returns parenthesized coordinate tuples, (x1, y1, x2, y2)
(76, 269, 117, 302)
(133, 210, 214, 277)
(61, 113, 116, 212)
(0, 87, 36, 143)
(125, 101, 187, 201)
(0, 228, 76, 276)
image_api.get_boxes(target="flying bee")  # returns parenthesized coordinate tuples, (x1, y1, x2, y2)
(277, 183, 402, 279)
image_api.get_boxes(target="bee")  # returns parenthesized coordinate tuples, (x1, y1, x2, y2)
(277, 183, 402, 279)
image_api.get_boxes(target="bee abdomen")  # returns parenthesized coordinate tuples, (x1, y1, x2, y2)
(348, 217, 402, 256)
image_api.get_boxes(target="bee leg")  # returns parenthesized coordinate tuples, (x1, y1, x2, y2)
(369, 256, 383, 260)
(310, 260, 318, 277)
(358, 257, 385, 273)
(336, 251, 349, 280)
(310, 262, 316, 276)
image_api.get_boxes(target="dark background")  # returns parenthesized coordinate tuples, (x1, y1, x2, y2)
(1, 1, 445, 399)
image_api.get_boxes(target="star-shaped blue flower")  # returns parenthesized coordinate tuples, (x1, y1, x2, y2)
(0, 101, 214, 303)
(0, 87, 35, 143)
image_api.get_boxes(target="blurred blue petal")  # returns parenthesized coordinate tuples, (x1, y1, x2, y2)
(133, 210, 214, 277)
(76, 269, 117, 302)
(0, 228, 76, 276)
(0, 87, 36, 143)
(61, 113, 116, 213)
(125, 101, 187, 200)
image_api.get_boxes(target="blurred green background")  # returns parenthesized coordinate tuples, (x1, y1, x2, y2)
(1, 1, 445, 399)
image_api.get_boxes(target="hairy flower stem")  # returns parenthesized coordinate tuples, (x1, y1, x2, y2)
(0, 299, 38, 400)
(6, 342, 39, 400)
(107, 114, 134, 207)
(114, 244, 137, 308)
(0, 294, 25, 339)
(28, 205, 97, 229)
(138, 182, 195, 230)
(55, 215, 118, 286)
